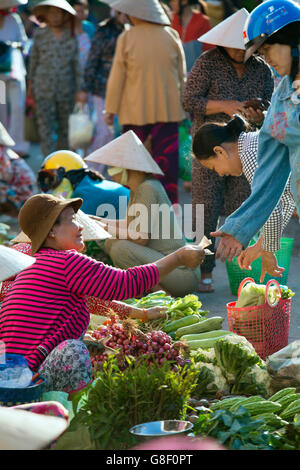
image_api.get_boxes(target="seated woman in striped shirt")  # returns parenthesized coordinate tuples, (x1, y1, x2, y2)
(192, 115, 295, 283)
(0, 193, 205, 397)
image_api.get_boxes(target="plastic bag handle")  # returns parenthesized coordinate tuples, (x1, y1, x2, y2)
(237, 277, 255, 298)
(265, 279, 281, 307)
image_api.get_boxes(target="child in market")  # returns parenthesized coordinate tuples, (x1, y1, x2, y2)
(28, 0, 87, 157)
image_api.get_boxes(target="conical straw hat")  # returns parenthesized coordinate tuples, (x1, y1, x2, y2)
(0, 406, 68, 450)
(32, 0, 76, 17)
(198, 8, 250, 50)
(85, 130, 164, 176)
(0, 245, 35, 282)
(101, 0, 170, 25)
(11, 209, 111, 245)
(0, 122, 15, 147)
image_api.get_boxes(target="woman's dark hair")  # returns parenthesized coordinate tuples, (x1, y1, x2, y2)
(192, 115, 247, 160)
(178, 0, 201, 21)
(69, 0, 88, 7)
(264, 21, 300, 81)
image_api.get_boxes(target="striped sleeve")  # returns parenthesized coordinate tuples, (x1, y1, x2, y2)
(64, 251, 159, 301)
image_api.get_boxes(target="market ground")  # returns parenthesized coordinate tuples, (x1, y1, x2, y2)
(1, 143, 299, 344)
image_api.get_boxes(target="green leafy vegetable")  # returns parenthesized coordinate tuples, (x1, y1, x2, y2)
(214, 335, 263, 384)
(231, 364, 272, 398)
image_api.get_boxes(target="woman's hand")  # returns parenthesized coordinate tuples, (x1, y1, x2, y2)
(176, 244, 206, 269)
(145, 307, 167, 320)
(210, 230, 243, 262)
(221, 100, 252, 119)
(260, 251, 285, 283)
(75, 90, 88, 104)
(104, 112, 115, 126)
(238, 242, 263, 270)
(246, 106, 265, 126)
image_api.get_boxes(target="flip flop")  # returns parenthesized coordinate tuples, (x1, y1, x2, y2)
(197, 279, 214, 293)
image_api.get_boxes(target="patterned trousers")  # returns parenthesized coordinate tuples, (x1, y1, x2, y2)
(123, 122, 179, 205)
(34, 97, 74, 157)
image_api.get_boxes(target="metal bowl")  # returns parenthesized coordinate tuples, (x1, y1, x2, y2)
(129, 420, 193, 439)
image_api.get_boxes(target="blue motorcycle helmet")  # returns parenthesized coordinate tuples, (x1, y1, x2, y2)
(243, 0, 300, 62)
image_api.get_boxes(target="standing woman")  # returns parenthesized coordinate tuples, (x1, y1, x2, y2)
(103, 0, 187, 205)
(182, 8, 274, 292)
(83, 7, 127, 159)
(212, 0, 300, 278)
(28, 0, 87, 157)
(192, 115, 295, 281)
(170, 0, 213, 72)
(0, 0, 30, 158)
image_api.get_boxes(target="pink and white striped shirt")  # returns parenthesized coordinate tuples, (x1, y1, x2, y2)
(0, 248, 158, 370)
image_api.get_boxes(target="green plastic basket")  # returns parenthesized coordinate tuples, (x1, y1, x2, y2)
(225, 237, 294, 295)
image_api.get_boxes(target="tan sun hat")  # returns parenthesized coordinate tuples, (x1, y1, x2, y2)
(0, 0, 27, 8)
(198, 8, 250, 50)
(32, 0, 76, 20)
(101, 0, 170, 25)
(85, 130, 164, 176)
(12, 208, 111, 244)
(0, 122, 15, 147)
(0, 405, 68, 450)
(18, 193, 83, 255)
(0, 245, 35, 282)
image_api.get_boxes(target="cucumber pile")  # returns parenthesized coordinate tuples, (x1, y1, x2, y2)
(165, 315, 235, 350)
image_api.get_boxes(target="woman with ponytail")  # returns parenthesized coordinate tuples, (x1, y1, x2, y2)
(212, 0, 300, 281)
(182, 8, 274, 292)
(193, 115, 295, 281)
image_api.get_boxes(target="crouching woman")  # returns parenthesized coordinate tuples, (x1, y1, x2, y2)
(0, 193, 205, 397)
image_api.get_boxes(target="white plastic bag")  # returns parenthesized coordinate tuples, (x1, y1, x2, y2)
(68, 103, 94, 150)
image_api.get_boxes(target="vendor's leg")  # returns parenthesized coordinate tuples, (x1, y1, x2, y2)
(107, 239, 200, 297)
(56, 100, 74, 151)
(38, 339, 92, 395)
(87, 96, 114, 159)
(34, 97, 57, 157)
(192, 159, 225, 292)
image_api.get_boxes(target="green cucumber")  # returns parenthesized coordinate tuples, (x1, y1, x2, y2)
(176, 316, 224, 338)
(186, 337, 225, 350)
(269, 387, 297, 402)
(164, 314, 201, 333)
(181, 330, 234, 342)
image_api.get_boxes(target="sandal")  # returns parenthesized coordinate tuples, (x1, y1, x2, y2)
(197, 278, 214, 293)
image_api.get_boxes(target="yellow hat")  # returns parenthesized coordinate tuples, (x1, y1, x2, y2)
(42, 150, 87, 172)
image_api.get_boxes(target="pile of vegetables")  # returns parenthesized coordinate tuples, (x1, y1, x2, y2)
(88, 316, 189, 374)
(0, 223, 10, 244)
(56, 356, 199, 450)
(123, 291, 209, 332)
(189, 334, 271, 398)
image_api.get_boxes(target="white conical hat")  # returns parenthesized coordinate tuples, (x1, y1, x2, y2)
(0, 405, 68, 450)
(33, 0, 76, 17)
(0, 122, 15, 147)
(0, 245, 35, 282)
(0, 0, 27, 8)
(198, 8, 250, 50)
(85, 130, 164, 176)
(101, 0, 170, 25)
(11, 208, 112, 245)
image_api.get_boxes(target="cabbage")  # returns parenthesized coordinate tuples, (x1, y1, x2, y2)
(231, 364, 272, 398)
(236, 282, 280, 308)
(214, 335, 263, 384)
(194, 362, 229, 397)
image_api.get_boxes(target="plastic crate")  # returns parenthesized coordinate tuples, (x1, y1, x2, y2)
(226, 237, 294, 295)
(227, 278, 291, 360)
